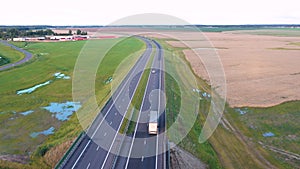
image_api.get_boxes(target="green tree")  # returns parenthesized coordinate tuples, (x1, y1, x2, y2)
(45, 29, 54, 35)
(69, 29, 73, 35)
(76, 29, 82, 35)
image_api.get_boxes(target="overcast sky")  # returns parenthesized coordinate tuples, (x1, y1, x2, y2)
(1, 0, 299, 25)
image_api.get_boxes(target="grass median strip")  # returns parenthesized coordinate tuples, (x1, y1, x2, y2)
(120, 45, 156, 136)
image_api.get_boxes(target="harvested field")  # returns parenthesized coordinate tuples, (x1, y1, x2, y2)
(164, 31, 300, 107)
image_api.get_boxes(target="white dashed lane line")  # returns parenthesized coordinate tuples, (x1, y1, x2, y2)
(86, 163, 90, 169)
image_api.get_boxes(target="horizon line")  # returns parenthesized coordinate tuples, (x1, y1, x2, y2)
(0, 24, 300, 27)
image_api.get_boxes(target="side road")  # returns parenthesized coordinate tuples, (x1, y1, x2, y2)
(0, 40, 33, 71)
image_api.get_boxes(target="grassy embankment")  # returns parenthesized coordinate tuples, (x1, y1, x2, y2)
(0, 37, 145, 168)
(159, 40, 222, 168)
(159, 39, 300, 169)
(0, 43, 24, 66)
(227, 102, 300, 169)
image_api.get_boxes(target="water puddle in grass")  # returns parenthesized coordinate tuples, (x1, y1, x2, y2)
(235, 108, 249, 115)
(30, 127, 55, 138)
(20, 110, 34, 116)
(42, 101, 81, 121)
(39, 53, 49, 55)
(263, 132, 275, 137)
(202, 92, 211, 98)
(192, 88, 201, 93)
(104, 77, 113, 84)
(16, 72, 70, 95)
(54, 72, 71, 80)
(192, 88, 211, 99)
(17, 80, 51, 95)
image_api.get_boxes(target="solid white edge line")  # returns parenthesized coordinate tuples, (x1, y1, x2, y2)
(71, 140, 91, 169)
(71, 38, 150, 169)
(100, 41, 153, 169)
(156, 42, 162, 169)
(125, 44, 155, 169)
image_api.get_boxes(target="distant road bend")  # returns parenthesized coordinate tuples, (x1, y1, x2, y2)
(0, 40, 33, 71)
(60, 37, 167, 169)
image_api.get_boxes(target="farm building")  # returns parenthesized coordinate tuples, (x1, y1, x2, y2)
(13, 38, 26, 42)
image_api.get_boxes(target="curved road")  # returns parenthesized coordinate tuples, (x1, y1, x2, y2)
(0, 40, 33, 71)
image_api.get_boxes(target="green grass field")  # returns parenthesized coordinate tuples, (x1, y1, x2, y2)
(0, 43, 24, 66)
(228, 101, 300, 168)
(0, 37, 145, 168)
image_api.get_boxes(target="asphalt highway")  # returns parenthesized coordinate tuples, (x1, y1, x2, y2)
(119, 39, 166, 169)
(61, 37, 166, 169)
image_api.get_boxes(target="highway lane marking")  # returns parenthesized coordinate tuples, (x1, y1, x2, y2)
(155, 42, 162, 169)
(96, 146, 100, 151)
(100, 40, 154, 169)
(125, 41, 156, 169)
(104, 132, 107, 136)
(86, 163, 90, 169)
(115, 112, 117, 116)
(141, 156, 144, 162)
(100, 70, 148, 169)
(70, 37, 152, 169)
(88, 40, 149, 139)
(71, 140, 91, 169)
(144, 139, 147, 145)
(110, 121, 112, 125)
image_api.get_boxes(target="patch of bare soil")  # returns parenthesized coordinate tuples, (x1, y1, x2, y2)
(44, 139, 73, 168)
(170, 142, 207, 169)
(0, 154, 29, 164)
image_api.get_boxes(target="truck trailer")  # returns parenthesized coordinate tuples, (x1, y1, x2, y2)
(148, 111, 158, 134)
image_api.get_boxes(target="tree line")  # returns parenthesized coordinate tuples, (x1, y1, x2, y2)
(0, 28, 87, 40)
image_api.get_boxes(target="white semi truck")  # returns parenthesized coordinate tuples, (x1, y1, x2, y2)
(148, 111, 158, 134)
